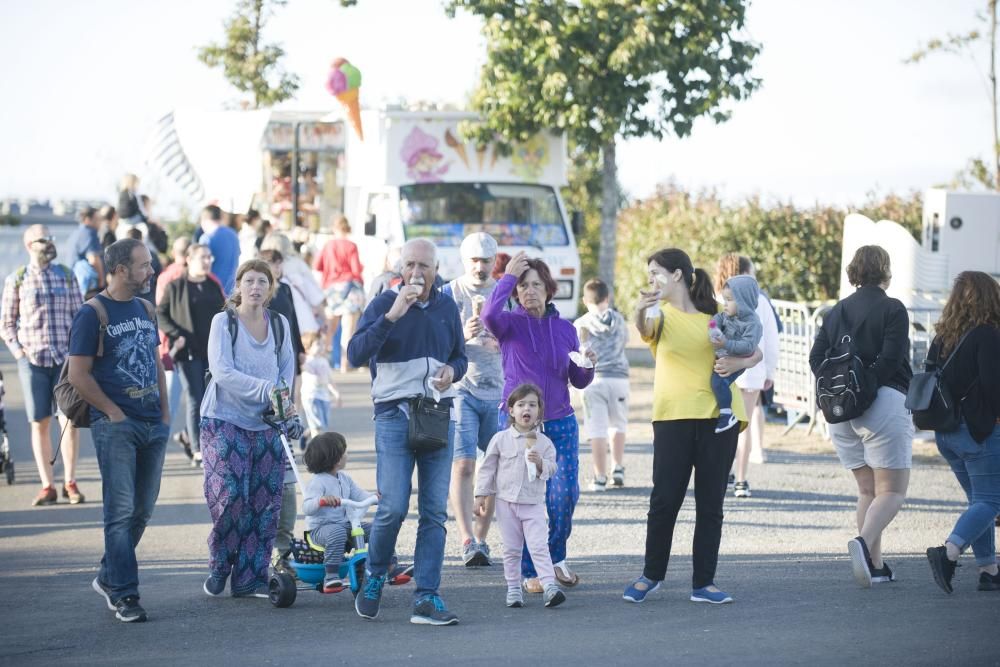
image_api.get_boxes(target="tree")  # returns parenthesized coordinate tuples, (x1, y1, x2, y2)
(446, 0, 760, 288)
(198, 0, 300, 109)
(906, 0, 999, 190)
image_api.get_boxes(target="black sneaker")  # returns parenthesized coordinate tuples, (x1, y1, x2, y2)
(612, 466, 625, 487)
(847, 536, 874, 588)
(926, 546, 958, 594)
(92, 577, 114, 611)
(733, 481, 752, 498)
(411, 595, 459, 625)
(355, 573, 386, 619)
(203, 574, 227, 597)
(978, 570, 1000, 592)
(871, 561, 895, 584)
(115, 596, 147, 623)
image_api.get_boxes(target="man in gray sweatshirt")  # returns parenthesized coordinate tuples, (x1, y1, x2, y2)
(709, 274, 763, 433)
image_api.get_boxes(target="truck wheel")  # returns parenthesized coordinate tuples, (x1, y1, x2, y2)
(269, 573, 296, 608)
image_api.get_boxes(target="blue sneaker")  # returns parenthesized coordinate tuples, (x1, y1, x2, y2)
(355, 572, 386, 619)
(411, 595, 459, 625)
(623, 576, 661, 603)
(690, 586, 733, 604)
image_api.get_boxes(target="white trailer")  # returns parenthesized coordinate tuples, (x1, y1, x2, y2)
(341, 109, 582, 317)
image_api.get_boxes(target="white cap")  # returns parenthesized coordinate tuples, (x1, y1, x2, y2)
(460, 232, 498, 260)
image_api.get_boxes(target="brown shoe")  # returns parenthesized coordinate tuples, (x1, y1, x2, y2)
(553, 562, 580, 587)
(522, 577, 544, 594)
(32, 486, 57, 506)
(62, 481, 85, 504)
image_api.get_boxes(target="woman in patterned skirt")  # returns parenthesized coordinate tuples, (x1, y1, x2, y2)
(199, 259, 297, 598)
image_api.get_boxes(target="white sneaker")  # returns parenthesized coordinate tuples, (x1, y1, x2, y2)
(589, 475, 608, 492)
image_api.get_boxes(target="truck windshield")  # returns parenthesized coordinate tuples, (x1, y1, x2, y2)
(399, 182, 569, 247)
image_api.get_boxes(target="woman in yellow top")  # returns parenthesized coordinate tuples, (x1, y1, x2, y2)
(623, 248, 762, 606)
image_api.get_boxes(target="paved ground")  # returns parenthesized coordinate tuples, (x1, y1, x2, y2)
(0, 352, 996, 666)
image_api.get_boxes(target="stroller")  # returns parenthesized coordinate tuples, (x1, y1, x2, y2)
(0, 370, 13, 484)
(263, 414, 411, 608)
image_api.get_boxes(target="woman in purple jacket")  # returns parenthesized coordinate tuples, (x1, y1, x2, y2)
(482, 251, 597, 593)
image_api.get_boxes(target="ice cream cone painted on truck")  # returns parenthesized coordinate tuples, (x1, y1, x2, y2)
(326, 58, 364, 140)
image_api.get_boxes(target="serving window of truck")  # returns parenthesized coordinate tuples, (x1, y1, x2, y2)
(262, 121, 346, 230)
(398, 182, 569, 248)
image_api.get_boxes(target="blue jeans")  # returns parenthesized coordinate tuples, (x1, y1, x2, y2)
(175, 358, 207, 454)
(454, 392, 500, 460)
(368, 407, 454, 601)
(710, 369, 744, 412)
(303, 397, 331, 434)
(91, 416, 169, 603)
(936, 421, 1000, 566)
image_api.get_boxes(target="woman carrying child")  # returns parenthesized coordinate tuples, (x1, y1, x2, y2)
(475, 384, 565, 608)
(624, 248, 761, 606)
(302, 432, 411, 594)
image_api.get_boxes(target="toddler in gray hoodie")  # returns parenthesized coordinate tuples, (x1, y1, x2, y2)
(708, 275, 763, 433)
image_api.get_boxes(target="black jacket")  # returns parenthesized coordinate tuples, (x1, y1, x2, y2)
(929, 324, 1000, 443)
(156, 276, 226, 362)
(269, 281, 305, 373)
(809, 285, 912, 395)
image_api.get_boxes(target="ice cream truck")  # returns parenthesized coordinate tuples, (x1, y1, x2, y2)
(340, 109, 582, 318)
(148, 107, 583, 317)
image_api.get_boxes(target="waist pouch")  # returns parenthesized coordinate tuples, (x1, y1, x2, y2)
(407, 396, 451, 452)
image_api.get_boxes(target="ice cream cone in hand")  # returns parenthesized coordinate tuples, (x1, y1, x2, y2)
(472, 294, 485, 317)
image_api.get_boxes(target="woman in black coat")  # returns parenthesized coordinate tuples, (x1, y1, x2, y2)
(809, 245, 913, 588)
(924, 271, 1000, 594)
(157, 243, 226, 464)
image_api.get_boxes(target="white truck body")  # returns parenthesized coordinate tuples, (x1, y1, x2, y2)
(839, 188, 1000, 308)
(340, 109, 580, 317)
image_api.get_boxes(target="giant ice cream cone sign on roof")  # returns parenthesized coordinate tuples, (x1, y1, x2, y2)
(326, 57, 363, 140)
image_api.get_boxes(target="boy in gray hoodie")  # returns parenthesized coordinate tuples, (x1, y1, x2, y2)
(709, 275, 763, 433)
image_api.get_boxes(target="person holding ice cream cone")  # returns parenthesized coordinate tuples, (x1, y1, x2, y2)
(475, 383, 564, 608)
(442, 232, 504, 568)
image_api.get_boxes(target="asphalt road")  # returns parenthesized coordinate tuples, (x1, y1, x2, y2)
(0, 351, 996, 666)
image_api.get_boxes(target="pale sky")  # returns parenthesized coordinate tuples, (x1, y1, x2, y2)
(0, 0, 989, 210)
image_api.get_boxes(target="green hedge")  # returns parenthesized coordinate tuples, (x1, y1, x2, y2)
(611, 184, 923, 315)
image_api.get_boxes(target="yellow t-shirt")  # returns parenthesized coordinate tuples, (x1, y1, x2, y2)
(642, 302, 748, 425)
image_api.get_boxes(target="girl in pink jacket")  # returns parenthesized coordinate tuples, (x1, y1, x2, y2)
(475, 384, 566, 609)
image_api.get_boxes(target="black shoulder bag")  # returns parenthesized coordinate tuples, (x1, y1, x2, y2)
(407, 361, 451, 452)
(905, 330, 974, 433)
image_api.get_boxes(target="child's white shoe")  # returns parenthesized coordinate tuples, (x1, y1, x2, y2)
(506, 588, 524, 608)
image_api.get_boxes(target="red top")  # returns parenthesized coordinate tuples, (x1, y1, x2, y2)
(315, 237, 364, 288)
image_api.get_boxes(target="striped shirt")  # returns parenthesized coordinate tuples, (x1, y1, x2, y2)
(1, 263, 83, 367)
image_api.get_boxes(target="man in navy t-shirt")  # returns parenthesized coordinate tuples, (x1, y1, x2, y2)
(68, 238, 169, 624)
(199, 205, 240, 295)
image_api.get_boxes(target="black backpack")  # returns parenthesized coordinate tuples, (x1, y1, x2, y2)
(905, 331, 974, 432)
(815, 305, 877, 423)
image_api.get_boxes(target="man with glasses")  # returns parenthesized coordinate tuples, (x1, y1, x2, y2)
(1, 224, 85, 506)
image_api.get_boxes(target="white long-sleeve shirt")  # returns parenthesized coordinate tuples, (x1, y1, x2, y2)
(736, 294, 780, 391)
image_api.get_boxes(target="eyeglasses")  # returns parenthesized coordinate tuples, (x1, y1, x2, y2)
(30, 236, 55, 245)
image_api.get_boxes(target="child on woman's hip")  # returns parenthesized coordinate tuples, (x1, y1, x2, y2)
(475, 383, 566, 609)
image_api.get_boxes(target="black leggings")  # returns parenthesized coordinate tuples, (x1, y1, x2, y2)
(643, 419, 739, 589)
